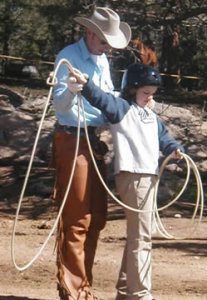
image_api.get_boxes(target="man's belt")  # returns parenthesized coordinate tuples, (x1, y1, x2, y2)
(55, 123, 108, 159)
(55, 123, 97, 136)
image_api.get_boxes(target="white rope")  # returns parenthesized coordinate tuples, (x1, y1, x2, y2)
(11, 58, 204, 272)
(11, 59, 81, 271)
(154, 153, 204, 239)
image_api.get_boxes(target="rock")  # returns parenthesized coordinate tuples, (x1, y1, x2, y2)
(174, 213, 182, 218)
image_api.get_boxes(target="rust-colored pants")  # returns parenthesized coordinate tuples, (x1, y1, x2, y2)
(52, 131, 107, 299)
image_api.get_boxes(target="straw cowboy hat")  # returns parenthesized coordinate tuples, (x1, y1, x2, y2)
(74, 7, 131, 49)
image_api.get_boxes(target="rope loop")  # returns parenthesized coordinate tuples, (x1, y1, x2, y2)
(46, 71, 58, 86)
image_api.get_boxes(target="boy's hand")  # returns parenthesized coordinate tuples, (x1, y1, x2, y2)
(70, 68, 88, 84)
(68, 77, 84, 94)
(172, 149, 183, 160)
(147, 96, 156, 109)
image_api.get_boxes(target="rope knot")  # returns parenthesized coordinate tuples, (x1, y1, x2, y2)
(46, 71, 57, 86)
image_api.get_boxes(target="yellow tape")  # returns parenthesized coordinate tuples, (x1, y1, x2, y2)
(160, 72, 201, 80)
(0, 54, 54, 65)
(0, 54, 202, 80)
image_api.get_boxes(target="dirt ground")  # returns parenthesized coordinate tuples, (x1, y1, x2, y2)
(0, 196, 207, 300)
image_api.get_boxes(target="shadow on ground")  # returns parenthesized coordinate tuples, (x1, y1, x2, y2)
(0, 296, 41, 300)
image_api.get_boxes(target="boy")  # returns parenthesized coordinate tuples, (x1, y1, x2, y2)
(69, 63, 184, 300)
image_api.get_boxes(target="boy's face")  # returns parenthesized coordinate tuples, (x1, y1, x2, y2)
(135, 86, 158, 108)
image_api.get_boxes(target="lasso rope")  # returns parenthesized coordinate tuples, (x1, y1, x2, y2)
(11, 58, 204, 272)
(153, 153, 204, 239)
(11, 59, 81, 271)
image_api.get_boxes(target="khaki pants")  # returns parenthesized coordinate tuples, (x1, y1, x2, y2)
(52, 131, 107, 299)
(115, 172, 157, 300)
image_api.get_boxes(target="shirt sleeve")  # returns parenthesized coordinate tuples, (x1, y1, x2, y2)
(52, 59, 77, 112)
(82, 80, 130, 124)
(157, 117, 185, 156)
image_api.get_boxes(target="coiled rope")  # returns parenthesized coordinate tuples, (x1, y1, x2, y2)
(11, 58, 204, 272)
(11, 59, 81, 271)
(153, 153, 204, 239)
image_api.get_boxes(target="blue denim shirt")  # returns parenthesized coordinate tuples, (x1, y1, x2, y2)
(52, 37, 114, 127)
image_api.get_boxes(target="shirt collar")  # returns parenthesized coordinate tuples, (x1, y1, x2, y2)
(78, 37, 92, 61)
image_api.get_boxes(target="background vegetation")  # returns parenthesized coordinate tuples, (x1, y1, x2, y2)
(0, 0, 206, 89)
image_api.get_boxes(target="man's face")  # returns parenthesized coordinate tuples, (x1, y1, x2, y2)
(86, 30, 111, 55)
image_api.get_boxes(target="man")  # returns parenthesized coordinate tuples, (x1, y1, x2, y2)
(52, 6, 131, 300)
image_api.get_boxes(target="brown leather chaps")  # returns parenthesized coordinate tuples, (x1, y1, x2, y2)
(52, 131, 107, 299)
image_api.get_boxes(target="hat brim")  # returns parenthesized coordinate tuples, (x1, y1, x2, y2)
(74, 17, 131, 49)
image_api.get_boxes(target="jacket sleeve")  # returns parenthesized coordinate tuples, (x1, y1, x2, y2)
(82, 80, 130, 124)
(157, 117, 185, 156)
